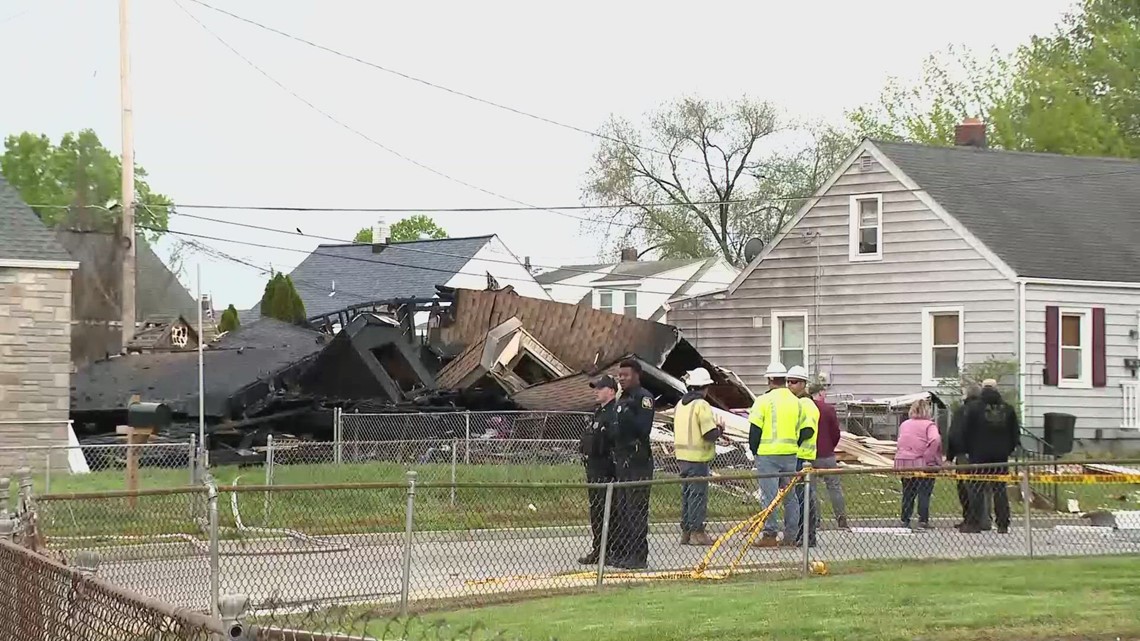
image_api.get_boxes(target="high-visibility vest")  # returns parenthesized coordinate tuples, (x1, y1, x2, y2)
(797, 396, 820, 461)
(673, 397, 717, 463)
(747, 387, 802, 456)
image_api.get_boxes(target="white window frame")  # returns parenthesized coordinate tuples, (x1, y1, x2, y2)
(770, 311, 809, 370)
(921, 306, 964, 388)
(848, 194, 884, 262)
(1058, 307, 1093, 390)
(596, 289, 613, 312)
(622, 290, 637, 317)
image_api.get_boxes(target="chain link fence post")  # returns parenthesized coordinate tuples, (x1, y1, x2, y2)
(463, 412, 471, 465)
(207, 480, 220, 621)
(449, 439, 457, 508)
(802, 465, 812, 576)
(264, 434, 275, 524)
(595, 481, 614, 589)
(400, 470, 417, 617)
(333, 407, 343, 465)
(189, 434, 198, 486)
(1021, 463, 1034, 558)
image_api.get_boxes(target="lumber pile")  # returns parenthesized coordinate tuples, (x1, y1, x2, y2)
(835, 433, 896, 468)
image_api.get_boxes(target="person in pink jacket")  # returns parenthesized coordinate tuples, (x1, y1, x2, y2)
(894, 399, 943, 530)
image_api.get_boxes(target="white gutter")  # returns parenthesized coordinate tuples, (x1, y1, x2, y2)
(1020, 277, 1140, 290)
(0, 258, 80, 270)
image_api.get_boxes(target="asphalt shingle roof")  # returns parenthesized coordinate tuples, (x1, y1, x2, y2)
(535, 258, 706, 285)
(874, 141, 1140, 283)
(0, 175, 74, 262)
(534, 264, 610, 284)
(261, 236, 494, 319)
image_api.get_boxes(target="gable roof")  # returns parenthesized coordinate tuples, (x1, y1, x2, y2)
(536, 258, 711, 286)
(266, 236, 494, 319)
(873, 141, 1140, 283)
(0, 175, 75, 264)
(534, 263, 611, 284)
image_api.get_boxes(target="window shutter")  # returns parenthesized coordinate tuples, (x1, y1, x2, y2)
(1044, 306, 1059, 386)
(1092, 307, 1107, 388)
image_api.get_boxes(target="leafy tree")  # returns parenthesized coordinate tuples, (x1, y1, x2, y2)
(936, 356, 1021, 418)
(217, 304, 240, 333)
(354, 215, 448, 243)
(258, 273, 307, 324)
(582, 96, 854, 265)
(0, 130, 174, 239)
(850, 0, 1138, 158)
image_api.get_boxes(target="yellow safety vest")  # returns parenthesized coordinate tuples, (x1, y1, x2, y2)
(747, 387, 802, 456)
(673, 397, 717, 463)
(797, 396, 820, 461)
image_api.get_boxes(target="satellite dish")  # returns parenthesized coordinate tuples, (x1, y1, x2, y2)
(743, 238, 765, 263)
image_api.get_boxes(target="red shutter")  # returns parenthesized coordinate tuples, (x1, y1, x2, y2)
(1044, 306, 1059, 386)
(1092, 307, 1107, 388)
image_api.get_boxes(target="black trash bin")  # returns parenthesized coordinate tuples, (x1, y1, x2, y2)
(1043, 412, 1076, 456)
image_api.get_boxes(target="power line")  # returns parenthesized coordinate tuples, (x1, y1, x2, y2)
(169, 0, 634, 232)
(185, 0, 709, 167)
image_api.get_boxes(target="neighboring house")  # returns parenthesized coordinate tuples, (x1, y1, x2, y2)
(668, 120, 1140, 448)
(255, 232, 550, 332)
(0, 175, 80, 456)
(56, 230, 202, 366)
(535, 249, 738, 322)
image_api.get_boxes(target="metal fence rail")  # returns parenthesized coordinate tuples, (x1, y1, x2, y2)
(0, 440, 195, 494)
(340, 411, 592, 444)
(27, 459, 1140, 615)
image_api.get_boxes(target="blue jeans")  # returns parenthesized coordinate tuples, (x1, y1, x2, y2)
(795, 458, 820, 543)
(755, 454, 799, 539)
(679, 461, 710, 532)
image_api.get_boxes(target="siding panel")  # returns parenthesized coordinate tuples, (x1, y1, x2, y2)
(671, 155, 1017, 400)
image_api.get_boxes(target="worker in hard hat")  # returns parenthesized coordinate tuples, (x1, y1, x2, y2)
(673, 367, 724, 546)
(748, 362, 802, 548)
(787, 365, 820, 548)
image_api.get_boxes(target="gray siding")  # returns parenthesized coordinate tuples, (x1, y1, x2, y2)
(0, 267, 73, 470)
(672, 154, 1018, 399)
(1023, 282, 1140, 443)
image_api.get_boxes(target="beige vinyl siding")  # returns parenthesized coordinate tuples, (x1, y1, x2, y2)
(1023, 282, 1140, 443)
(672, 154, 1017, 399)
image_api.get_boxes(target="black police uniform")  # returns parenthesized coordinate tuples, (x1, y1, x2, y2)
(609, 385, 655, 569)
(579, 398, 617, 564)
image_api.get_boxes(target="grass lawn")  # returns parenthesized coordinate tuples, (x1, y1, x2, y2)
(419, 557, 1140, 641)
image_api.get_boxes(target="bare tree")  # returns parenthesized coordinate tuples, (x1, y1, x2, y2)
(583, 97, 854, 265)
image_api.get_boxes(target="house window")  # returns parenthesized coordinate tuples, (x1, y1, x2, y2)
(849, 194, 883, 261)
(598, 290, 613, 312)
(921, 307, 964, 387)
(623, 291, 637, 317)
(1059, 308, 1092, 388)
(771, 312, 808, 369)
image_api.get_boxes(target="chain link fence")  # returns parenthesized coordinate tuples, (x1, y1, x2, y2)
(0, 440, 195, 494)
(340, 411, 591, 444)
(24, 459, 1140, 616)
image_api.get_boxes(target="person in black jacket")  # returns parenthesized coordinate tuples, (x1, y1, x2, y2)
(578, 375, 619, 565)
(947, 384, 983, 529)
(609, 359, 655, 570)
(960, 380, 1020, 534)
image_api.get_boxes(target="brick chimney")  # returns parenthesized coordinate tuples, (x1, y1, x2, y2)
(955, 117, 987, 148)
(619, 247, 638, 262)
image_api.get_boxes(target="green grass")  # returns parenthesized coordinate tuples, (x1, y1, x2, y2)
(417, 557, 1140, 641)
(33, 462, 1140, 542)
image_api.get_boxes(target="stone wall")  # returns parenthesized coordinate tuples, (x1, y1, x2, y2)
(0, 266, 72, 470)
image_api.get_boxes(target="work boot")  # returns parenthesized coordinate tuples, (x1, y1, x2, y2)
(836, 515, 850, 531)
(578, 551, 599, 565)
(996, 525, 1010, 534)
(680, 531, 691, 545)
(958, 524, 982, 534)
(689, 531, 715, 546)
(779, 538, 801, 548)
(752, 534, 779, 548)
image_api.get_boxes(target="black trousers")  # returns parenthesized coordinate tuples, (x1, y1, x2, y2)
(612, 455, 652, 565)
(967, 464, 1011, 529)
(956, 479, 970, 520)
(585, 459, 615, 555)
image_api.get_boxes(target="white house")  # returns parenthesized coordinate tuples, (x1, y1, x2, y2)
(536, 249, 739, 322)
(667, 120, 1140, 451)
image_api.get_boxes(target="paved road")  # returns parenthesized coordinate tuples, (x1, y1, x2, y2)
(90, 519, 1140, 612)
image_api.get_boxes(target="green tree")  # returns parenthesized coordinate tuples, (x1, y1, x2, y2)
(354, 215, 448, 243)
(0, 130, 174, 238)
(218, 304, 241, 333)
(850, 0, 1138, 158)
(582, 96, 855, 265)
(258, 273, 307, 324)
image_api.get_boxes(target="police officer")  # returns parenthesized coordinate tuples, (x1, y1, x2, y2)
(787, 365, 820, 547)
(610, 358, 655, 570)
(578, 374, 619, 565)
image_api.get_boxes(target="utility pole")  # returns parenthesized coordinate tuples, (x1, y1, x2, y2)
(119, 0, 136, 347)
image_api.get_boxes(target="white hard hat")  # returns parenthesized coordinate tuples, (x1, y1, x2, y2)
(786, 365, 810, 382)
(764, 362, 787, 378)
(684, 367, 714, 387)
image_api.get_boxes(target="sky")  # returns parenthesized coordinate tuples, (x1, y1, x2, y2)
(0, 0, 1076, 309)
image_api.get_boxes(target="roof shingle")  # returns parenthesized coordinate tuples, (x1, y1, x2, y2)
(0, 175, 74, 263)
(874, 141, 1140, 282)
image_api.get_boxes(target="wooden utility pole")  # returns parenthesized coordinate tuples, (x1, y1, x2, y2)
(119, 0, 136, 347)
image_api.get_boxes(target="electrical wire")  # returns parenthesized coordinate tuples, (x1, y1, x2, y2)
(184, 0, 711, 167)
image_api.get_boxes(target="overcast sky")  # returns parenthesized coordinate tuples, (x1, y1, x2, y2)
(0, 0, 1074, 309)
